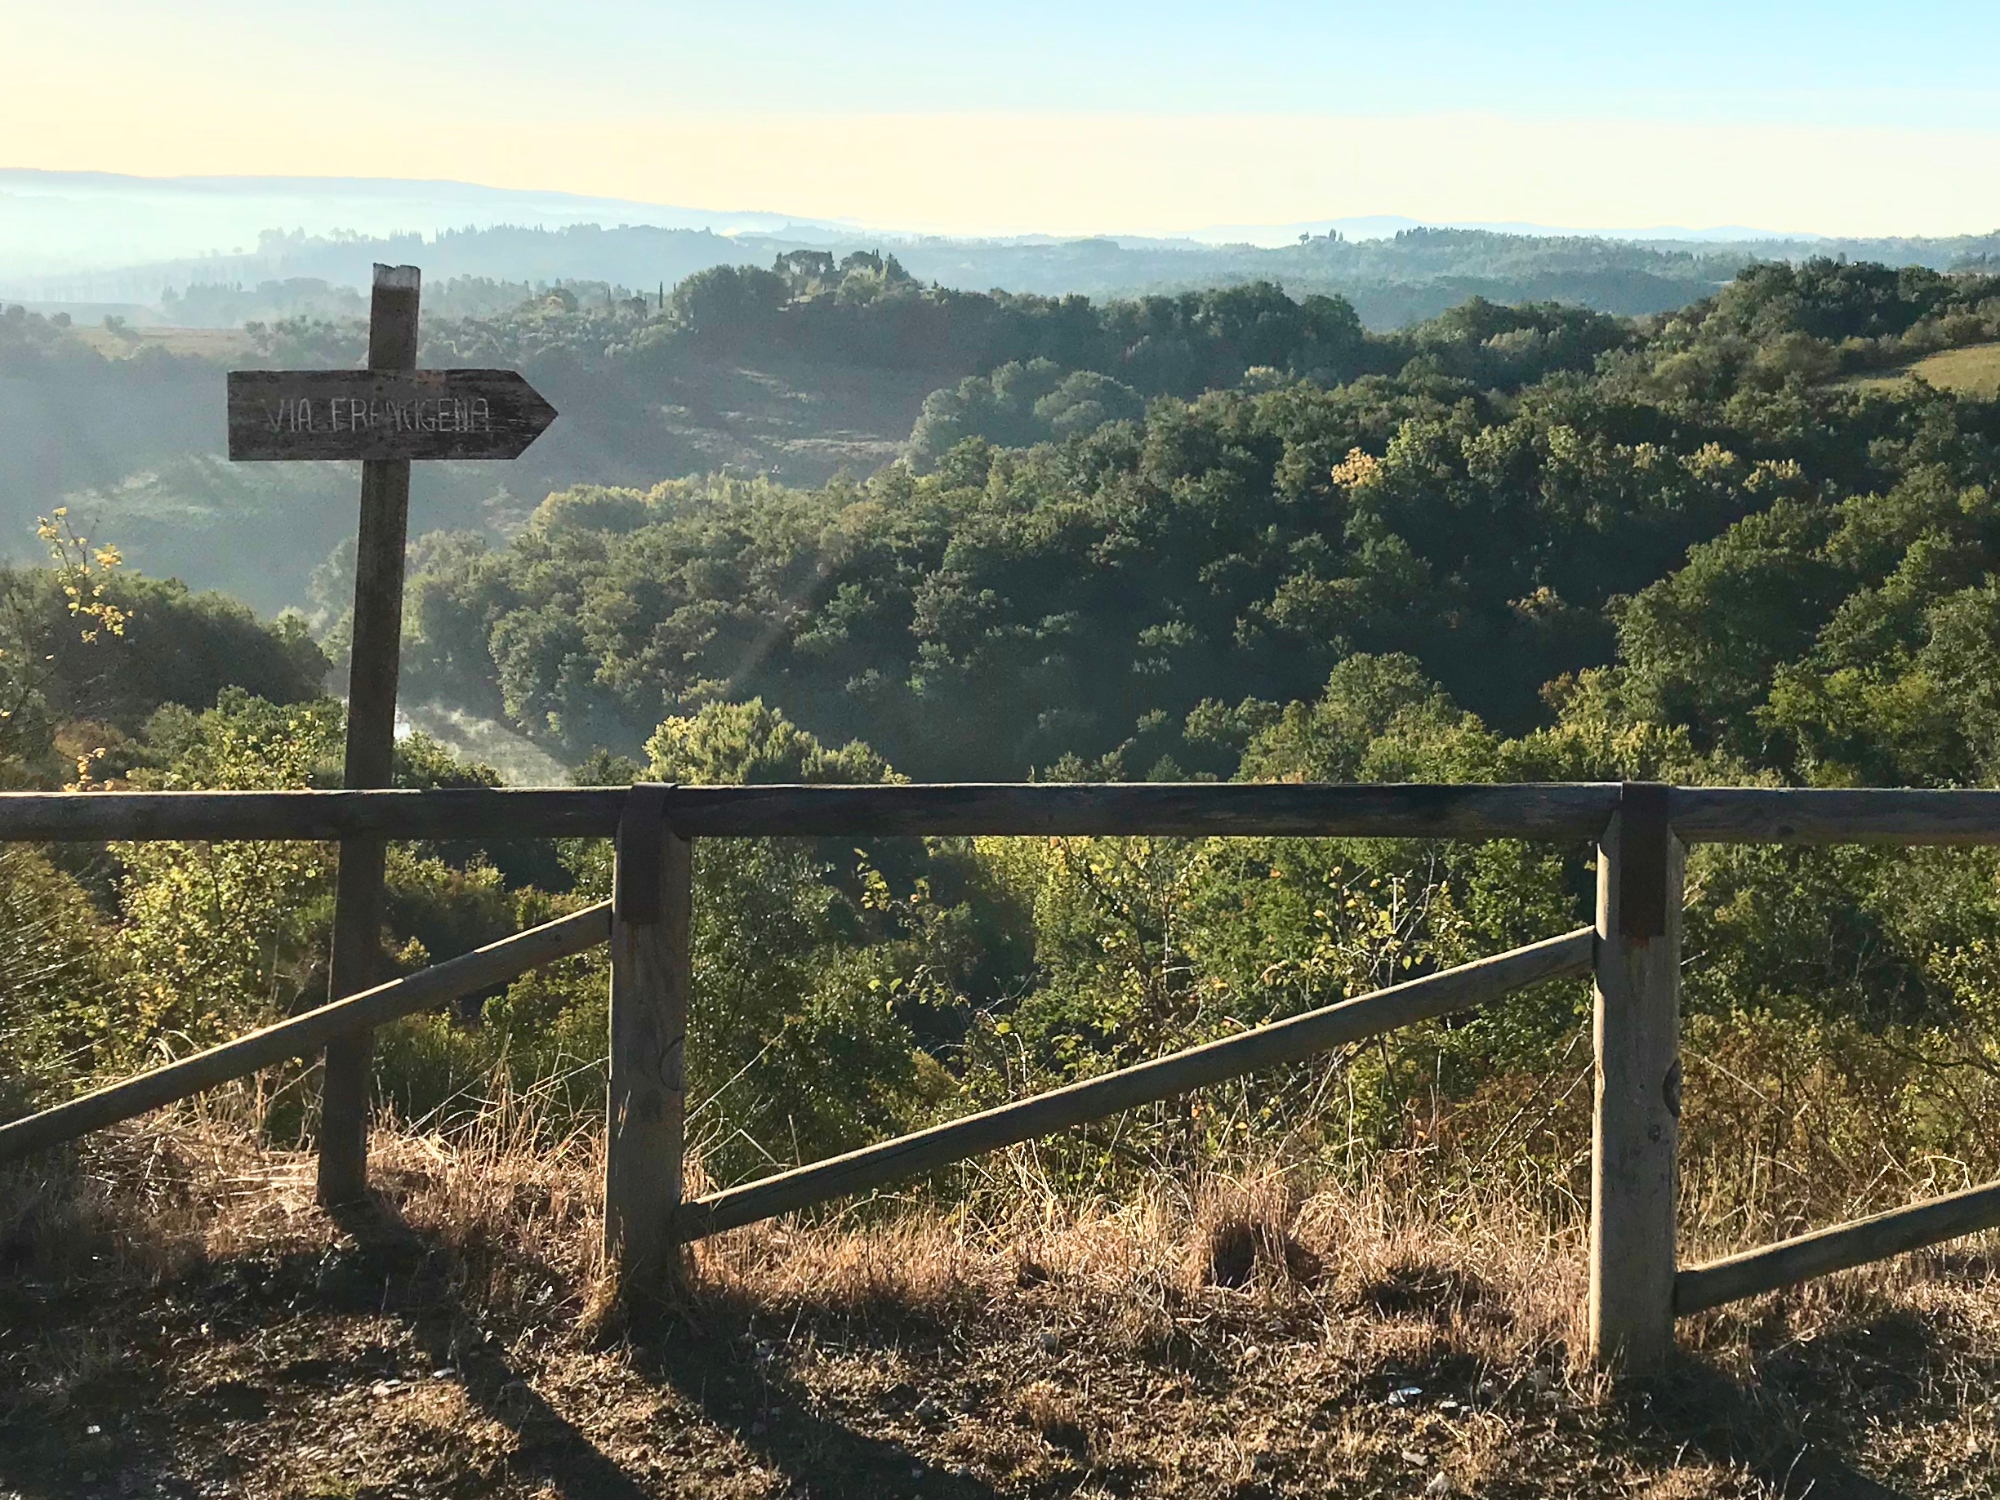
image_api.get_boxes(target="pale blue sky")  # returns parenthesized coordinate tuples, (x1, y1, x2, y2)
(473, 1, 2000, 125)
(10, 3, 2000, 234)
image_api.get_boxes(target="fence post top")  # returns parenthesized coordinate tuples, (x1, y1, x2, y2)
(614, 782, 680, 924)
(1615, 783, 1673, 941)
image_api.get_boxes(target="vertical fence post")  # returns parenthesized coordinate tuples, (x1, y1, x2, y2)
(318, 263, 421, 1207)
(1590, 781, 1684, 1373)
(604, 783, 691, 1302)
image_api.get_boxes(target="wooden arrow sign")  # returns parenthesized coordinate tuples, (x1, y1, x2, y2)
(227, 368, 558, 461)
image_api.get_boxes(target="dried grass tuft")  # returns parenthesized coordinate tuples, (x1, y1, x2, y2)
(5, 1085, 2000, 1496)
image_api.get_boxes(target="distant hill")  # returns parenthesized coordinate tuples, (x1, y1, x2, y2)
(8, 171, 1998, 332)
(3, 222, 1748, 331)
(0, 168, 836, 280)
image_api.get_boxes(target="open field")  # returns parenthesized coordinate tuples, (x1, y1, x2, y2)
(65, 325, 257, 361)
(1846, 342, 2000, 399)
(4, 1115, 1997, 1499)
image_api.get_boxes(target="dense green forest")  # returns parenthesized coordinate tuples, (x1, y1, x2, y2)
(13, 247, 1997, 619)
(9, 256, 2000, 1222)
(390, 258, 2000, 780)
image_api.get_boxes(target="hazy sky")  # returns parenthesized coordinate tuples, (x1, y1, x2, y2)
(11, 1, 2000, 235)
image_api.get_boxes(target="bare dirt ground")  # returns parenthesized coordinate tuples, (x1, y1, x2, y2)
(3, 1123, 1997, 1499)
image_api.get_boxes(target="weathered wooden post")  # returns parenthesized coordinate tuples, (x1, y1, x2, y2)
(1589, 782, 1684, 1373)
(318, 264, 420, 1203)
(604, 784, 692, 1299)
(226, 265, 557, 1205)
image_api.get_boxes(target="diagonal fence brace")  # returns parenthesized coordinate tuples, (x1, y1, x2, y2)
(674, 925, 1597, 1242)
(0, 902, 613, 1163)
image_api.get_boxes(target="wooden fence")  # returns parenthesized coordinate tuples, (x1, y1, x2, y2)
(6, 779, 2000, 1373)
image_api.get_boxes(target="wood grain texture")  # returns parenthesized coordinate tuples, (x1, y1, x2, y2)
(664, 782, 1624, 839)
(1671, 787, 2000, 845)
(28, 782, 2000, 848)
(604, 796, 692, 1293)
(320, 263, 421, 1207)
(0, 783, 1623, 844)
(227, 368, 557, 461)
(673, 927, 1595, 1242)
(0, 788, 633, 842)
(1676, 1177, 2000, 1315)
(318, 833, 388, 1202)
(1588, 802, 1685, 1374)
(0, 903, 610, 1164)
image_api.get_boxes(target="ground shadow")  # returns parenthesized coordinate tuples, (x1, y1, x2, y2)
(1619, 1313, 1944, 1500)
(619, 1292, 1009, 1500)
(320, 1193, 653, 1500)
(3, 1171, 1970, 1499)
(328, 1194, 1002, 1500)
(0, 1169, 1005, 1500)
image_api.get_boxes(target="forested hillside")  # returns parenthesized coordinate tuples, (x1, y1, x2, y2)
(0, 262, 1594, 609)
(389, 259, 2000, 788)
(20, 250, 1999, 627)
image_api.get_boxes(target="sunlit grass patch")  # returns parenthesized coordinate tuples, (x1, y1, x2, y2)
(1845, 340, 2000, 398)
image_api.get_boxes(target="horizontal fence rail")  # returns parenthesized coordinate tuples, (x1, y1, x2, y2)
(0, 901, 611, 1163)
(1668, 787, 2000, 846)
(1675, 1175, 2000, 1316)
(0, 782, 1622, 843)
(0, 788, 631, 843)
(673, 927, 1596, 1242)
(667, 783, 1624, 840)
(14, 782, 2000, 846)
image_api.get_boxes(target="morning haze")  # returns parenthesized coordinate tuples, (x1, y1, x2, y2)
(5, 5, 2000, 1495)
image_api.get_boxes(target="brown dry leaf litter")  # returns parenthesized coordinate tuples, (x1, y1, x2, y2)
(2, 1120, 1996, 1498)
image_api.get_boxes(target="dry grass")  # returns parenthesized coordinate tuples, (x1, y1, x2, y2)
(5, 1100, 2000, 1498)
(1843, 341, 2000, 399)
(65, 325, 256, 361)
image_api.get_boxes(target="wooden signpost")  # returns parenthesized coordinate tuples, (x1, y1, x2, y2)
(227, 369, 556, 462)
(228, 263, 556, 1204)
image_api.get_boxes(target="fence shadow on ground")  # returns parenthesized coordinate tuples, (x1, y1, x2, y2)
(324, 1195, 654, 1500)
(0, 1173, 1957, 1499)
(327, 1195, 1003, 1500)
(1634, 1337, 1929, 1500)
